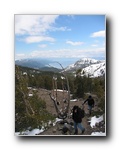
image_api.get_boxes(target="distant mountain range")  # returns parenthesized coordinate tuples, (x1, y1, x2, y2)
(15, 58, 52, 69)
(15, 57, 105, 77)
(15, 58, 61, 72)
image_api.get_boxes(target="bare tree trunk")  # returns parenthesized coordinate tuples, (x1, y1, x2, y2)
(49, 62, 70, 119)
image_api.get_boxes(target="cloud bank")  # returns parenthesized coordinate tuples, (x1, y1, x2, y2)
(16, 47, 105, 60)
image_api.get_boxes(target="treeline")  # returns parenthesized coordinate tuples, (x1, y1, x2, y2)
(16, 65, 65, 90)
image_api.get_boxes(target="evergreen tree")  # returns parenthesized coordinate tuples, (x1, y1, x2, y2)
(74, 76, 85, 98)
(15, 66, 54, 132)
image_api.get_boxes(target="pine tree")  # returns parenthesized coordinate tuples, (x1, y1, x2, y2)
(15, 66, 54, 132)
(74, 76, 85, 98)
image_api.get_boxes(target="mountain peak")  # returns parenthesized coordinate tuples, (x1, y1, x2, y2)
(64, 57, 105, 78)
(75, 58, 100, 65)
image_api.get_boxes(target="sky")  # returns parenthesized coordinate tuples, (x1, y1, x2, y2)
(15, 15, 106, 66)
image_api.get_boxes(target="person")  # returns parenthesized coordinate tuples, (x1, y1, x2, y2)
(72, 105, 85, 135)
(82, 95, 94, 115)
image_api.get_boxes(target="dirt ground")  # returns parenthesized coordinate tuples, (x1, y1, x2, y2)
(32, 88, 105, 136)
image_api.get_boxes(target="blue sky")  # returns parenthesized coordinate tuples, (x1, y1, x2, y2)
(15, 15, 105, 67)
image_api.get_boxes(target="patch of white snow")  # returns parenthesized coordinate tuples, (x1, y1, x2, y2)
(70, 99, 78, 102)
(91, 132, 106, 136)
(89, 115, 103, 128)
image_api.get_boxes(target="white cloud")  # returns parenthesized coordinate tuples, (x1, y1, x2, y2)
(15, 15, 59, 35)
(24, 36, 55, 43)
(29, 47, 105, 58)
(15, 47, 105, 60)
(15, 53, 26, 60)
(103, 42, 105, 46)
(51, 26, 71, 31)
(16, 53, 25, 57)
(15, 15, 71, 36)
(66, 40, 84, 46)
(91, 30, 105, 38)
(38, 44, 47, 48)
(15, 15, 71, 44)
(91, 44, 98, 47)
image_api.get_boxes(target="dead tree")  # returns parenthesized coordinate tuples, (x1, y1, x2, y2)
(49, 62, 70, 119)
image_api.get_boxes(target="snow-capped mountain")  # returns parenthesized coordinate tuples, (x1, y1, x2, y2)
(81, 62, 105, 78)
(64, 58, 103, 71)
(64, 58, 105, 78)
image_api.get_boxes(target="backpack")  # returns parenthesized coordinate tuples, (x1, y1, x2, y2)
(80, 109, 85, 118)
(78, 107, 85, 118)
(88, 98, 94, 106)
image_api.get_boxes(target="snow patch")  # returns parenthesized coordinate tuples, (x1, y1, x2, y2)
(70, 99, 77, 102)
(15, 128, 45, 136)
(89, 115, 103, 128)
(28, 93, 33, 96)
(81, 62, 105, 77)
(54, 89, 68, 92)
(91, 132, 106, 136)
(27, 87, 32, 89)
(15, 118, 62, 136)
(53, 118, 63, 126)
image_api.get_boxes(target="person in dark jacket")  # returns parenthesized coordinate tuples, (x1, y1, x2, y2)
(82, 95, 94, 115)
(72, 105, 85, 135)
